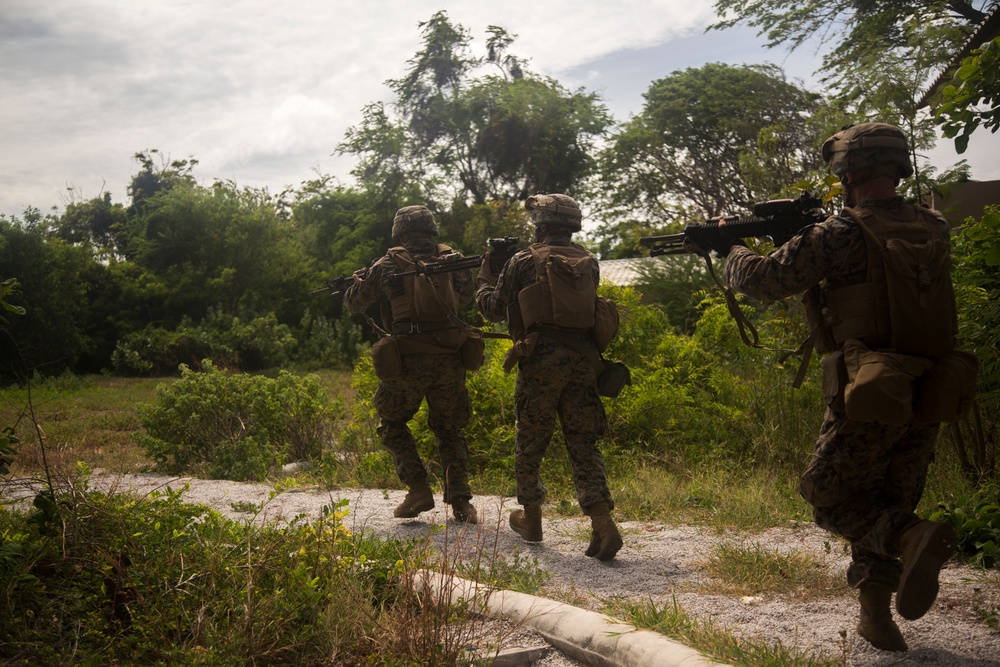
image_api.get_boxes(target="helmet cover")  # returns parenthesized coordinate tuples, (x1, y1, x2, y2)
(524, 193, 582, 232)
(822, 123, 913, 181)
(391, 205, 438, 239)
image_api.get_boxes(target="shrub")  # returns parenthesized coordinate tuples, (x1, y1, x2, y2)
(112, 310, 297, 376)
(137, 362, 340, 480)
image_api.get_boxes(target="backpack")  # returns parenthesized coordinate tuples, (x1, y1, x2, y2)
(387, 244, 459, 324)
(517, 244, 598, 330)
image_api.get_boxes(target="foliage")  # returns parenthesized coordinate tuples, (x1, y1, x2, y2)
(338, 11, 612, 208)
(936, 37, 1000, 154)
(112, 310, 298, 376)
(930, 482, 1000, 568)
(710, 0, 988, 102)
(137, 363, 340, 481)
(0, 479, 436, 665)
(598, 63, 824, 232)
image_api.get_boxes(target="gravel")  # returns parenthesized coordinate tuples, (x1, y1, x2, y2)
(10, 473, 999, 666)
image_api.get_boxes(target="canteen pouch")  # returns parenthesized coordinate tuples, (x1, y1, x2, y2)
(915, 350, 979, 423)
(597, 359, 631, 398)
(502, 332, 540, 373)
(371, 336, 402, 381)
(459, 329, 486, 372)
(843, 339, 932, 426)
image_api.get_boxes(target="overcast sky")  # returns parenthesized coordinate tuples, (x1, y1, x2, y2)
(2, 0, 997, 219)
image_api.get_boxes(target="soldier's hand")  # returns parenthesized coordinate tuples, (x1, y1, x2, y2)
(477, 255, 498, 287)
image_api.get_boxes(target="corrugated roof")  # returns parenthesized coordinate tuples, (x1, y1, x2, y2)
(919, 3, 1000, 107)
(599, 257, 656, 286)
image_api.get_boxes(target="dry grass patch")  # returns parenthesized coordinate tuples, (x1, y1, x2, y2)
(697, 541, 849, 600)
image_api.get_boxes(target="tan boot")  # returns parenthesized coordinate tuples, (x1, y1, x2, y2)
(394, 481, 434, 518)
(451, 497, 478, 524)
(857, 584, 907, 652)
(585, 502, 623, 561)
(896, 519, 957, 620)
(509, 504, 542, 542)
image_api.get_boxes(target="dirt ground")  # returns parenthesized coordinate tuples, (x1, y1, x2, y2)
(7, 473, 999, 666)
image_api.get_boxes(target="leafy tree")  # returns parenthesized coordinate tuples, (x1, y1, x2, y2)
(935, 37, 1000, 153)
(599, 63, 824, 227)
(710, 0, 990, 100)
(127, 149, 199, 219)
(52, 192, 129, 260)
(338, 11, 611, 207)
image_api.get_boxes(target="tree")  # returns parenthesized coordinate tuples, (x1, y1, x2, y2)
(711, 1, 991, 101)
(338, 11, 611, 207)
(935, 37, 1000, 153)
(599, 63, 824, 229)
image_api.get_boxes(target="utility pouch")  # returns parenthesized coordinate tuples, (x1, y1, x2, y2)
(597, 359, 631, 398)
(593, 297, 620, 353)
(915, 350, 979, 423)
(459, 328, 486, 372)
(820, 350, 847, 412)
(371, 336, 402, 381)
(842, 339, 933, 426)
(502, 332, 540, 373)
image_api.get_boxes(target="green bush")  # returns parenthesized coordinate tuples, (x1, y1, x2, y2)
(112, 310, 297, 376)
(137, 362, 340, 480)
(0, 481, 420, 665)
(931, 483, 1000, 569)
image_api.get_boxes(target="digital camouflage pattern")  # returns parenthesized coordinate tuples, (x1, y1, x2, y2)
(821, 123, 913, 181)
(344, 236, 475, 502)
(723, 196, 951, 590)
(390, 204, 439, 240)
(374, 352, 472, 502)
(477, 233, 612, 512)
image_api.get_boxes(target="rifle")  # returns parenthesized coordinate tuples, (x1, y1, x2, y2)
(639, 193, 826, 257)
(639, 192, 827, 364)
(309, 237, 522, 298)
(394, 236, 521, 277)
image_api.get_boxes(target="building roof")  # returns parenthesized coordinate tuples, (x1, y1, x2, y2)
(919, 3, 1000, 107)
(599, 257, 657, 286)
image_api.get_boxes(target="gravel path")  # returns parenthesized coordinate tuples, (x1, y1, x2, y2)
(13, 474, 999, 666)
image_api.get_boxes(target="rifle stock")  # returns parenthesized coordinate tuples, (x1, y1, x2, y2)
(640, 193, 826, 257)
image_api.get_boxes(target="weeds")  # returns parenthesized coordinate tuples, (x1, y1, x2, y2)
(698, 542, 849, 600)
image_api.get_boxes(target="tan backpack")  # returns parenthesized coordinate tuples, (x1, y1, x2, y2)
(517, 244, 598, 330)
(386, 245, 459, 324)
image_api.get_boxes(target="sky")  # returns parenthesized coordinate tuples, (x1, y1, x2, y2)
(2, 0, 998, 220)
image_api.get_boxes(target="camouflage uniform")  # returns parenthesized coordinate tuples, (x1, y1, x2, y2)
(344, 237, 475, 502)
(724, 196, 950, 590)
(476, 234, 612, 511)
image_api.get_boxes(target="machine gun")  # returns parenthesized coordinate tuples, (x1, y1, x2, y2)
(309, 236, 522, 297)
(639, 193, 826, 257)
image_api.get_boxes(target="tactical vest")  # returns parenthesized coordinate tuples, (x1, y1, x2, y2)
(517, 243, 597, 331)
(811, 204, 956, 357)
(386, 244, 460, 327)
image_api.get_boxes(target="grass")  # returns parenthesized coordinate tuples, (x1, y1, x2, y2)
(697, 541, 850, 599)
(608, 597, 843, 667)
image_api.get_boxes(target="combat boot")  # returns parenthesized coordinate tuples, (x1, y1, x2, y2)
(895, 519, 957, 620)
(451, 497, 478, 524)
(857, 584, 907, 652)
(394, 481, 435, 518)
(509, 504, 542, 542)
(585, 502, 623, 561)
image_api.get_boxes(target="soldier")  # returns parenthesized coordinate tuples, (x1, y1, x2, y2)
(344, 205, 478, 524)
(476, 194, 623, 561)
(718, 123, 961, 651)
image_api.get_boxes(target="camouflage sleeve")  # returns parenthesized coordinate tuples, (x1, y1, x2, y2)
(476, 251, 528, 322)
(343, 255, 393, 313)
(450, 254, 476, 306)
(723, 219, 854, 301)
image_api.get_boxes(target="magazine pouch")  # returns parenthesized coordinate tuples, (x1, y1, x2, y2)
(915, 350, 979, 423)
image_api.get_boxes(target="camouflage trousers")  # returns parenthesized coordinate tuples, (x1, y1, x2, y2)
(514, 338, 611, 513)
(798, 407, 940, 589)
(374, 351, 472, 502)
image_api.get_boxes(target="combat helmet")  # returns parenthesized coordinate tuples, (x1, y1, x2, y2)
(822, 122, 913, 182)
(391, 205, 438, 240)
(524, 193, 582, 232)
